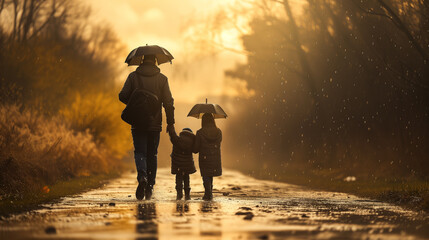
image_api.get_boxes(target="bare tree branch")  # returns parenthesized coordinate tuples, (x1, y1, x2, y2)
(28, 0, 57, 40)
(11, 0, 18, 40)
(377, 0, 428, 61)
(16, 0, 28, 41)
(281, 0, 318, 97)
(0, 0, 6, 15)
(351, 1, 394, 21)
(22, 0, 35, 41)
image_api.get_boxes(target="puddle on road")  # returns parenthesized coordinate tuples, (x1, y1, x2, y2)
(0, 169, 428, 240)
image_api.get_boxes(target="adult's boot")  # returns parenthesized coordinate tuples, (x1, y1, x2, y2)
(145, 185, 153, 200)
(136, 175, 147, 200)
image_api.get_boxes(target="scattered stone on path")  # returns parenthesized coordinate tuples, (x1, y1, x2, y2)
(223, 192, 230, 196)
(105, 222, 112, 226)
(99, 203, 103, 207)
(232, 186, 241, 190)
(128, 195, 131, 197)
(240, 207, 252, 211)
(235, 211, 252, 216)
(259, 234, 269, 240)
(235, 210, 254, 220)
(108, 202, 115, 207)
(243, 212, 254, 220)
(301, 214, 309, 218)
(45, 226, 56, 234)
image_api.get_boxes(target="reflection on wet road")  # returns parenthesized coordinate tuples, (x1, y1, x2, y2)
(0, 169, 428, 240)
(136, 203, 157, 240)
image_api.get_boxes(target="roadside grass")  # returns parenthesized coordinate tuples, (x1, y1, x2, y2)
(0, 172, 120, 217)
(0, 104, 132, 216)
(247, 167, 429, 212)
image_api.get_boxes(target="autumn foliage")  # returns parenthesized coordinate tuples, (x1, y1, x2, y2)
(0, 0, 130, 198)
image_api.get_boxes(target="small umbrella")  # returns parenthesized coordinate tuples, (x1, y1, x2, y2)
(125, 45, 174, 66)
(187, 99, 227, 119)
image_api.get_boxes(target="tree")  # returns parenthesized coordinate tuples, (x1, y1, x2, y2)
(222, 0, 429, 177)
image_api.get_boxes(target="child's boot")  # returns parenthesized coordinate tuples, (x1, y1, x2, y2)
(184, 188, 191, 200)
(202, 188, 209, 200)
(202, 181, 212, 201)
(208, 177, 213, 200)
(208, 182, 213, 200)
(176, 186, 183, 200)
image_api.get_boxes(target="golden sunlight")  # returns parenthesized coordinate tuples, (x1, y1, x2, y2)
(87, 0, 246, 103)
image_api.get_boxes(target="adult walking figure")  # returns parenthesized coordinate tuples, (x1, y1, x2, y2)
(119, 54, 175, 200)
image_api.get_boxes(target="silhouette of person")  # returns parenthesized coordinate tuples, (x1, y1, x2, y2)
(119, 55, 175, 200)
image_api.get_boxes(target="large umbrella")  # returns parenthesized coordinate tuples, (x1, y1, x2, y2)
(187, 99, 227, 119)
(125, 45, 174, 66)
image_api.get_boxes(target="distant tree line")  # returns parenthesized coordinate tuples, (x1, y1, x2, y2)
(224, 0, 429, 178)
(0, 0, 123, 110)
(0, 0, 129, 153)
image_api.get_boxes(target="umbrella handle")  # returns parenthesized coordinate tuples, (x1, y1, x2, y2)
(206, 98, 207, 104)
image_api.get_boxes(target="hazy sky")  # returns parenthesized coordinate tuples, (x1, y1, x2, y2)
(87, 0, 246, 103)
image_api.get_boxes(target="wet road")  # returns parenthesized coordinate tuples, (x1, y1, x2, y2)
(1, 169, 428, 240)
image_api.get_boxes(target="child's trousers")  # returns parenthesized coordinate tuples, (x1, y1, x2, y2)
(202, 176, 213, 190)
(175, 171, 190, 190)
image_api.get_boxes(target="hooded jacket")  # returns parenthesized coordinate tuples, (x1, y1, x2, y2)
(119, 62, 174, 131)
(193, 127, 222, 177)
(169, 128, 196, 174)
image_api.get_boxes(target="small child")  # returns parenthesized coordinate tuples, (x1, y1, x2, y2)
(193, 113, 222, 200)
(168, 126, 196, 200)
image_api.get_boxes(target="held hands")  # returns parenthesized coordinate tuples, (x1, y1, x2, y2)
(167, 124, 175, 134)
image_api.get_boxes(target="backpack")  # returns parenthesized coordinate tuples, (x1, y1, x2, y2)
(121, 75, 160, 128)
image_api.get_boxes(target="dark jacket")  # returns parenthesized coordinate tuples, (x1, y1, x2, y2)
(169, 129, 196, 174)
(119, 63, 174, 131)
(193, 127, 222, 177)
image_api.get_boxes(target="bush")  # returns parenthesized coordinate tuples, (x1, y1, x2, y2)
(0, 104, 120, 199)
(59, 92, 132, 159)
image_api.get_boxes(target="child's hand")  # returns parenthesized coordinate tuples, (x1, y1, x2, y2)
(167, 124, 175, 134)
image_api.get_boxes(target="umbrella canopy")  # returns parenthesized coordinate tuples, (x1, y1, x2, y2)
(125, 45, 174, 66)
(187, 99, 227, 119)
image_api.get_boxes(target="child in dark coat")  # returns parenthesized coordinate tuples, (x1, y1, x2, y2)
(168, 126, 196, 200)
(193, 113, 222, 201)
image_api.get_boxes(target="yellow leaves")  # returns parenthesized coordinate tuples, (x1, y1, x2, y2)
(42, 186, 50, 193)
(77, 170, 91, 177)
(59, 92, 132, 159)
(0, 103, 121, 182)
